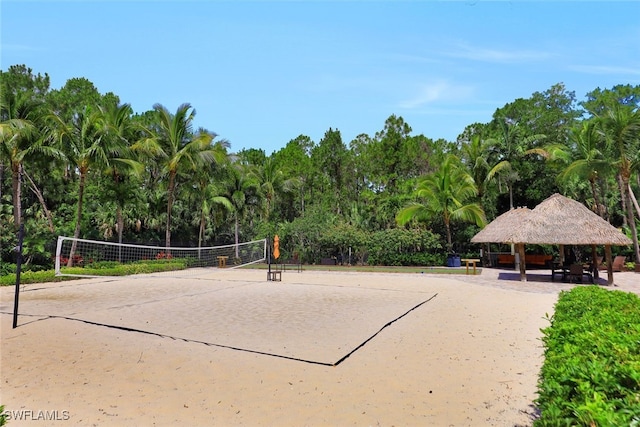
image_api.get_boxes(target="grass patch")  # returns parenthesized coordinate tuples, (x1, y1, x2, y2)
(246, 263, 480, 275)
(1, 262, 480, 286)
(0, 259, 188, 286)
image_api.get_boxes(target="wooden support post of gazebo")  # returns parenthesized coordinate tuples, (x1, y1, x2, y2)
(517, 243, 527, 282)
(605, 245, 614, 286)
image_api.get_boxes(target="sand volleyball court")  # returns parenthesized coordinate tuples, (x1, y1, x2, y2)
(1, 268, 564, 426)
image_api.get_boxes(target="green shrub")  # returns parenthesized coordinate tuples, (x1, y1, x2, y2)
(0, 259, 189, 286)
(0, 404, 6, 426)
(366, 228, 443, 266)
(535, 286, 640, 426)
(0, 269, 74, 285)
(0, 262, 16, 276)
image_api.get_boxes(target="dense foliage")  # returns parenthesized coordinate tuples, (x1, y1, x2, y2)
(535, 286, 640, 425)
(1, 64, 639, 272)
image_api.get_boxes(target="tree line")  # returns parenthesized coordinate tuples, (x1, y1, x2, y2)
(1, 64, 639, 270)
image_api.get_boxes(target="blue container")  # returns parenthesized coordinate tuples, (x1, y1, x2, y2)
(447, 255, 461, 267)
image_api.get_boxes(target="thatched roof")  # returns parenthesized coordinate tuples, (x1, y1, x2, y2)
(471, 193, 632, 246)
(470, 207, 532, 243)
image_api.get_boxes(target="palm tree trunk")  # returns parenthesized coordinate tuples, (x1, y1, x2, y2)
(24, 169, 55, 232)
(198, 208, 205, 260)
(589, 177, 604, 218)
(598, 176, 610, 222)
(444, 218, 453, 253)
(629, 183, 640, 221)
(117, 205, 124, 262)
(67, 171, 86, 267)
(165, 171, 176, 251)
(11, 162, 22, 229)
(622, 177, 640, 264)
(517, 243, 527, 282)
(508, 182, 514, 210)
(617, 174, 628, 227)
(604, 245, 614, 285)
(235, 214, 240, 259)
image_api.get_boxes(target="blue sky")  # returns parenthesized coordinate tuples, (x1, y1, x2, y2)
(2, 1, 639, 155)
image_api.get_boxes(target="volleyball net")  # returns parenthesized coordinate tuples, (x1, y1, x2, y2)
(55, 236, 267, 278)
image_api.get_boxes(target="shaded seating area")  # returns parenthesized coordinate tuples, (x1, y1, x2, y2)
(611, 255, 627, 272)
(567, 263, 593, 284)
(471, 194, 633, 285)
(551, 260, 595, 283)
(497, 253, 553, 268)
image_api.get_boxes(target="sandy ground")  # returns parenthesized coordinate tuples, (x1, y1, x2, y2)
(1, 268, 638, 426)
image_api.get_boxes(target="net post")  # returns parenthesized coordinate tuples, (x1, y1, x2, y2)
(12, 223, 25, 329)
(267, 236, 272, 281)
(55, 235, 64, 276)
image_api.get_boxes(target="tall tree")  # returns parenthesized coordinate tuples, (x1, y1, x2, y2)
(396, 154, 486, 253)
(0, 90, 40, 228)
(98, 102, 144, 251)
(372, 114, 412, 193)
(486, 118, 545, 209)
(581, 84, 640, 116)
(139, 103, 222, 248)
(489, 85, 576, 208)
(193, 173, 232, 253)
(224, 163, 260, 257)
(598, 104, 640, 263)
(48, 106, 118, 265)
(272, 135, 314, 219)
(47, 77, 103, 123)
(460, 134, 493, 200)
(539, 120, 611, 218)
(311, 128, 350, 215)
(252, 157, 298, 221)
(0, 65, 52, 229)
(192, 137, 231, 251)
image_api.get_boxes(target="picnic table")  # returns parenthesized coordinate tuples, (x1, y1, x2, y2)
(461, 258, 481, 275)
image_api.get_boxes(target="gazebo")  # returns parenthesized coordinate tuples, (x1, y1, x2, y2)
(471, 193, 632, 284)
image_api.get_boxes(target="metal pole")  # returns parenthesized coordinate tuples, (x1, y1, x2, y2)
(13, 223, 25, 328)
(267, 236, 272, 281)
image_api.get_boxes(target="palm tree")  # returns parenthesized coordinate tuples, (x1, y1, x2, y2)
(0, 90, 43, 228)
(98, 102, 144, 253)
(48, 105, 121, 266)
(191, 139, 232, 253)
(194, 179, 232, 254)
(527, 120, 611, 218)
(486, 119, 545, 209)
(252, 157, 299, 220)
(460, 134, 494, 212)
(225, 163, 261, 257)
(560, 121, 611, 218)
(139, 103, 223, 249)
(598, 104, 640, 263)
(396, 154, 486, 253)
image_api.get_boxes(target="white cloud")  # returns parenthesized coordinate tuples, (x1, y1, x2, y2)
(445, 43, 554, 64)
(398, 81, 474, 109)
(569, 64, 640, 76)
(0, 43, 37, 52)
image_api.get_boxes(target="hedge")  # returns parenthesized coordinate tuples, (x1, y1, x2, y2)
(535, 286, 640, 426)
(0, 259, 188, 286)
